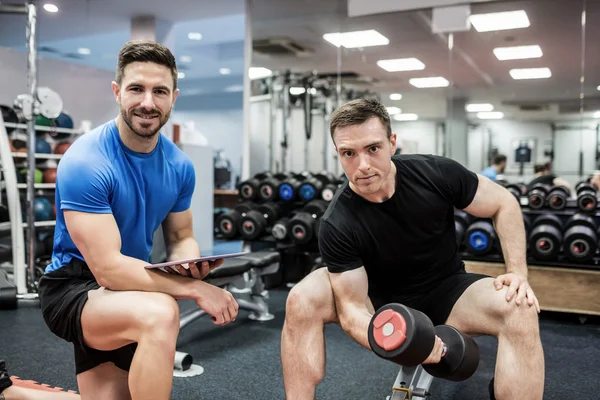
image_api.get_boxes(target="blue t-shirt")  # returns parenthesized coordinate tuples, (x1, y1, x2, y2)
(46, 119, 196, 273)
(480, 166, 497, 180)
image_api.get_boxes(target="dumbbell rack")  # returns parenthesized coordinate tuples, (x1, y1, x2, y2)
(0, 116, 83, 295)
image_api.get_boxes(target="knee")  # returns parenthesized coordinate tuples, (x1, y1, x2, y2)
(499, 302, 540, 338)
(135, 293, 180, 338)
(285, 271, 335, 325)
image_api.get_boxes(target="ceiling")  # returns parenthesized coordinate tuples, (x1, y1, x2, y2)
(0, 0, 599, 120)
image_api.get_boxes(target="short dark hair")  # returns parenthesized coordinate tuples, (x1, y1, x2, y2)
(534, 163, 549, 173)
(115, 40, 178, 90)
(493, 154, 507, 165)
(330, 98, 391, 142)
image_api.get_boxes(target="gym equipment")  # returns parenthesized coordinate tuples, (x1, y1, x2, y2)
(53, 141, 72, 155)
(288, 200, 328, 244)
(454, 209, 471, 247)
(278, 173, 308, 202)
(213, 149, 232, 189)
(239, 202, 288, 240)
(523, 214, 531, 236)
(238, 172, 272, 202)
(527, 183, 550, 210)
(34, 197, 53, 221)
(9, 131, 28, 153)
(271, 216, 291, 241)
(298, 172, 336, 201)
(563, 214, 598, 263)
(257, 173, 292, 202)
(546, 186, 569, 211)
(505, 183, 526, 202)
(215, 202, 258, 239)
(0, 105, 19, 133)
(43, 168, 56, 183)
(35, 138, 51, 154)
(465, 219, 497, 256)
(176, 251, 280, 371)
(575, 182, 597, 212)
(52, 112, 74, 139)
(528, 214, 563, 261)
(0, 269, 38, 310)
(368, 303, 479, 381)
(17, 168, 42, 184)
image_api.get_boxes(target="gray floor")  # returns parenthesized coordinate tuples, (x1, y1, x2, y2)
(1, 289, 600, 399)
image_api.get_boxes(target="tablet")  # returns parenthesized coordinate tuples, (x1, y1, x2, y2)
(145, 251, 250, 269)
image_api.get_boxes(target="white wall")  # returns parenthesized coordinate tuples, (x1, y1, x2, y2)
(172, 109, 244, 185)
(0, 46, 118, 129)
(392, 120, 439, 156)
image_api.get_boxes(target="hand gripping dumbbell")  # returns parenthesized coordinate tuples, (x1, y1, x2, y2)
(575, 182, 598, 212)
(238, 172, 272, 202)
(368, 303, 479, 382)
(288, 200, 328, 244)
(546, 185, 570, 211)
(465, 219, 497, 256)
(528, 214, 563, 261)
(215, 202, 258, 239)
(563, 213, 598, 263)
(454, 209, 472, 247)
(527, 183, 551, 210)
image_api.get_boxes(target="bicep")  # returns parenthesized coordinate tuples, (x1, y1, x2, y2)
(64, 210, 122, 274)
(162, 208, 194, 243)
(463, 174, 516, 218)
(329, 267, 370, 310)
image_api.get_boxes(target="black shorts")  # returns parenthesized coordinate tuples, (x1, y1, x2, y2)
(38, 258, 137, 375)
(368, 270, 490, 326)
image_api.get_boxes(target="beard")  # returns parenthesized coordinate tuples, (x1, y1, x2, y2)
(121, 106, 171, 139)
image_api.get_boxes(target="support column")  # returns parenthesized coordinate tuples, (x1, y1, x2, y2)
(241, 0, 253, 180)
(445, 97, 468, 166)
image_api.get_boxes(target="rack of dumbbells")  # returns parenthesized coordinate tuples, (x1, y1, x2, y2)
(214, 170, 345, 285)
(456, 181, 600, 270)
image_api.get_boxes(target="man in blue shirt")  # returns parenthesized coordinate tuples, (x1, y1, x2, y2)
(481, 154, 507, 181)
(38, 40, 238, 400)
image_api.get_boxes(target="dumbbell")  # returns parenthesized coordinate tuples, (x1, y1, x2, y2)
(505, 183, 527, 202)
(575, 182, 598, 212)
(271, 216, 292, 242)
(454, 209, 472, 247)
(546, 186, 570, 211)
(278, 173, 310, 202)
(528, 214, 563, 261)
(368, 303, 479, 382)
(238, 202, 289, 240)
(215, 202, 258, 239)
(523, 214, 531, 236)
(527, 183, 550, 210)
(465, 219, 497, 256)
(257, 173, 293, 202)
(563, 214, 598, 263)
(299, 172, 336, 201)
(288, 200, 328, 244)
(238, 172, 272, 202)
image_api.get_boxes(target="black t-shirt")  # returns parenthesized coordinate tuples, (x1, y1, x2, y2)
(527, 174, 556, 191)
(318, 154, 479, 296)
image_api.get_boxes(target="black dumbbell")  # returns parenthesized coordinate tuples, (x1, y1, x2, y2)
(523, 214, 531, 236)
(288, 200, 328, 244)
(527, 183, 550, 210)
(563, 214, 598, 263)
(528, 214, 563, 261)
(465, 219, 497, 256)
(215, 202, 258, 239)
(575, 182, 598, 212)
(546, 186, 570, 211)
(505, 183, 527, 202)
(368, 303, 479, 381)
(239, 202, 292, 240)
(454, 209, 472, 247)
(238, 172, 272, 202)
(271, 216, 292, 241)
(257, 173, 293, 202)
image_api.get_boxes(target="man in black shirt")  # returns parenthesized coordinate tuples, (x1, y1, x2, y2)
(281, 99, 544, 400)
(527, 162, 572, 194)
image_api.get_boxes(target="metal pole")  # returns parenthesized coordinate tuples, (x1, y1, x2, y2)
(281, 71, 290, 172)
(26, 1, 38, 290)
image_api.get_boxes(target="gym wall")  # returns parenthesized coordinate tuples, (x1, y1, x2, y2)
(0, 46, 118, 128)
